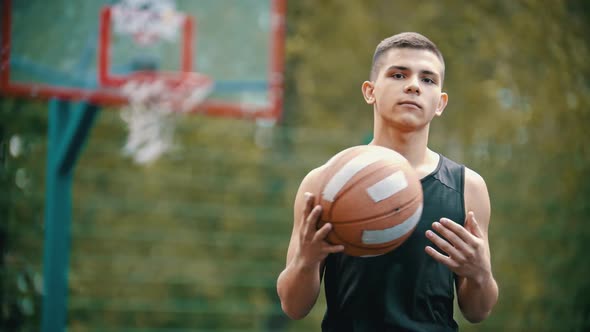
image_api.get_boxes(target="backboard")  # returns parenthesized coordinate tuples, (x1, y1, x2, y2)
(0, 0, 286, 121)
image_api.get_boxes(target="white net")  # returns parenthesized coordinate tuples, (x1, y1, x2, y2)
(119, 77, 212, 164)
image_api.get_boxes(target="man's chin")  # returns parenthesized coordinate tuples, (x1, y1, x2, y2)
(385, 115, 429, 132)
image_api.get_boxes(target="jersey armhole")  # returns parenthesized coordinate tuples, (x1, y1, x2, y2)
(460, 165, 466, 223)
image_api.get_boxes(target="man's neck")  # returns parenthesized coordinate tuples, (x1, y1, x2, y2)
(370, 123, 439, 178)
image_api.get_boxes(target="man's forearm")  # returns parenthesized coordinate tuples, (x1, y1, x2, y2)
(457, 274, 499, 323)
(277, 260, 322, 320)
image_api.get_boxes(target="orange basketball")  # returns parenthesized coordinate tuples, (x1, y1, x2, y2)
(316, 145, 423, 257)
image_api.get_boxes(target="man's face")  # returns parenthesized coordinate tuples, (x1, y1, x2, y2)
(366, 48, 447, 131)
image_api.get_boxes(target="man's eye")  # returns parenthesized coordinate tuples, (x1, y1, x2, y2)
(391, 73, 404, 79)
(422, 77, 435, 84)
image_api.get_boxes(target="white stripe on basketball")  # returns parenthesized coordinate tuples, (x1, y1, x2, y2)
(361, 204, 423, 245)
(366, 170, 408, 203)
(322, 152, 384, 202)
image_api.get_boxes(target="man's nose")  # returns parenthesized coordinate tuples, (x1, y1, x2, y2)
(404, 76, 421, 95)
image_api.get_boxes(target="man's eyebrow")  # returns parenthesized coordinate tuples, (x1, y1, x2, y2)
(420, 70, 439, 78)
(385, 65, 409, 72)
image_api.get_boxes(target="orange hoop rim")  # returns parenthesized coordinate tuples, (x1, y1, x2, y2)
(120, 71, 214, 112)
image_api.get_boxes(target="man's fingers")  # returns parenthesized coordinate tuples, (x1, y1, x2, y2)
(323, 243, 345, 254)
(425, 246, 459, 269)
(315, 223, 345, 253)
(432, 221, 469, 252)
(440, 218, 476, 246)
(302, 192, 314, 219)
(466, 211, 484, 238)
(426, 230, 464, 261)
(303, 205, 322, 240)
(313, 222, 333, 241)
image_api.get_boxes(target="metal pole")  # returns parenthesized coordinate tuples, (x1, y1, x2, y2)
(41, 99, 99, 332)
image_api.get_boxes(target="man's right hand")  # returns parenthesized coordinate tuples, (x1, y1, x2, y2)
(277, 185, 345, 319)
(293, 192, 345, 271)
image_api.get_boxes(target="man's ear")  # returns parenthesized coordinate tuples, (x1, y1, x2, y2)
(362, 81, 375, 105)
(435, 92, 448, 117)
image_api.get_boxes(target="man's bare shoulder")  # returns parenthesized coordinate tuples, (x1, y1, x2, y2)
(464, 166, 487, 194)
(464, 166, 491, 228)
(297, 164, 327, 198)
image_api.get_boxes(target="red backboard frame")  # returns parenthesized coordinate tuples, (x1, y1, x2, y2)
(97, 6, 195, 88)
(0, 0, 286, 122)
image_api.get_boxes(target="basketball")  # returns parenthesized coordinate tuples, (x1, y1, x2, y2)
(316, 145, 423, 257)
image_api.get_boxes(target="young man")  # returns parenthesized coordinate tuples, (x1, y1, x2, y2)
(277, 32, 499, 331)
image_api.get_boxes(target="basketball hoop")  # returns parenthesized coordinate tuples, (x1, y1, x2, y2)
(103, 1, 211, 164)
(119, 71, 213, 164)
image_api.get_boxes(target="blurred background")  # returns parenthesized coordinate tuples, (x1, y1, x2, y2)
(2, 0, 589, 331)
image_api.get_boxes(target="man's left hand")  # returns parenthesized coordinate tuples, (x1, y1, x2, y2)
(425, 211, 492, 284)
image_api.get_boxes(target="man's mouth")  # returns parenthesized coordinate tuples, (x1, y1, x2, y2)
(398, 101, 422, 109)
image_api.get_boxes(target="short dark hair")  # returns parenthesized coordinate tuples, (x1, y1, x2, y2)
(370, 32, 445, 82)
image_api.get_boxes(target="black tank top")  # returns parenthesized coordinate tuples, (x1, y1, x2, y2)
(322, 154, 465, 332)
